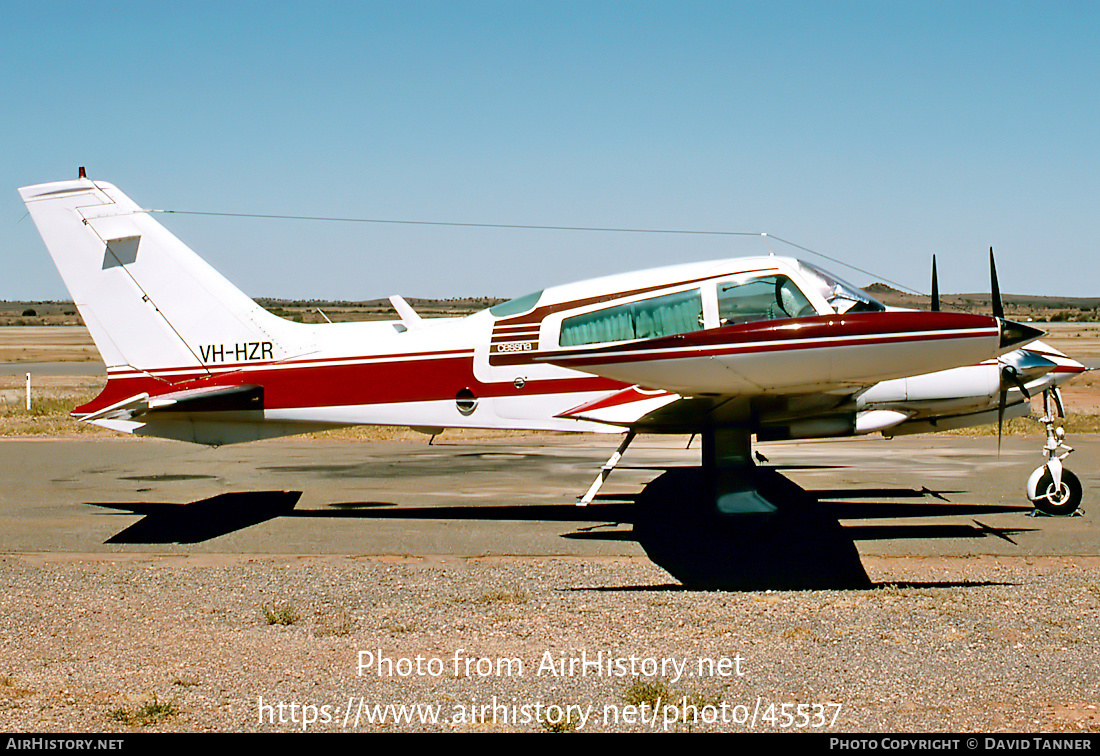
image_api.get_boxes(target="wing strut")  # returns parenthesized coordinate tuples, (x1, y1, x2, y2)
(577, 430, 636, 506)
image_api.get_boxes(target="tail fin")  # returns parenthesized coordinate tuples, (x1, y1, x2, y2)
(18, 177, 306, 374)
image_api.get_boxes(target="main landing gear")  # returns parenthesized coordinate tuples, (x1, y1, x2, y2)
(1027, 388, 1083, 516)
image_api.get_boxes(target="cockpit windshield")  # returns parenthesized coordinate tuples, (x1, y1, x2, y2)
(797, 261, 886, 314)
(490, 289, 544, 317)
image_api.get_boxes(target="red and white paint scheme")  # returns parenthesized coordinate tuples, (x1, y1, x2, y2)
(18, 176, 1086, 514)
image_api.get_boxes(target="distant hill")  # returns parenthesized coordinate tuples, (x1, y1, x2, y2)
(253, 296, 506, 323)
(3, 286, 1097, 326)
(0, 297, 507, 326)
(864, 283, 1100, 322)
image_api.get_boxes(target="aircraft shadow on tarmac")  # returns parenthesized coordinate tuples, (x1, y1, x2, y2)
(89, 468, 1037, 590)
(90, 491, 302, 544)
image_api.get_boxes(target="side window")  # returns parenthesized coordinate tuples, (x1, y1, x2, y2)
(560, 289, 703, 347)
(717, 275, 816, 325)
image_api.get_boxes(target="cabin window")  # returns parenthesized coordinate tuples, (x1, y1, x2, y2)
(717, 275, 816, 325)
(559, 289, 703, 347)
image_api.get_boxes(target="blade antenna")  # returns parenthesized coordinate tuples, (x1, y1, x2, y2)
(930, 255, 940, 312)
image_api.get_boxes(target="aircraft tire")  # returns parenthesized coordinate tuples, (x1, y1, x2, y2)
(1029, 468, 1082, 516)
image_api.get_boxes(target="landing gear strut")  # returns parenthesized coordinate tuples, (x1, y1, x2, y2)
(1027, 388, 1082, 516)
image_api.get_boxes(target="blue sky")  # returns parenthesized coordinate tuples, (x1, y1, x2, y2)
(4, 2, 1098, 301)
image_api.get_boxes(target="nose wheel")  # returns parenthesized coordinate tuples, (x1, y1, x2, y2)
(1028, 466, 1082, 516)
(1027, 388, 1082, 516)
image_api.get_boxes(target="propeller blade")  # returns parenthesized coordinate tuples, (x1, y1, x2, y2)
(997, 387, 1006, 455)
(997, 362, 1031, 455)
(930, 255, 940, 312)
(990, 247, 1004, 320)
(1000, 364, 1032, 400)
(1053, 387, 1066, 418)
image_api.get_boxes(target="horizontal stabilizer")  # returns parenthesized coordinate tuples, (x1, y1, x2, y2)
(78, 392, 152, 423)
(78, 384, 264, 423)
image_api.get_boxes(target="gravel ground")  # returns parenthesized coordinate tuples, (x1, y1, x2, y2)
(0, 553, 1097, 733)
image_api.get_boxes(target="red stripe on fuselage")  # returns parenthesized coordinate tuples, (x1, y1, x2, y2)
(76, 352, 624, 416)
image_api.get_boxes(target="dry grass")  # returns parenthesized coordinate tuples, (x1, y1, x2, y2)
(0, 373, 106, 436)
(622, 677, 673, 708)
(261, 602, 301, 626)
(0, 389, 110, 436)
(942, 413, 1100, 436)
(107, 694, 179, 726)
(538, 704, 581, 732)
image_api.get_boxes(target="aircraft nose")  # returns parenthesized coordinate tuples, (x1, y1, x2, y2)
(998, 319, 1046, 351)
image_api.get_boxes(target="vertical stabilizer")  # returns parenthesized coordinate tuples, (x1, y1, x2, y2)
(18, 177, 307, 374)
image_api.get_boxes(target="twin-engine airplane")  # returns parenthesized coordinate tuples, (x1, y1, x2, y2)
(18, 175, 1087, 536)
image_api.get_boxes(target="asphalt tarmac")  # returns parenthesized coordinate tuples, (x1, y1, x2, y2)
(0, 361, 105, 375)
(0, 432, 1094, 564)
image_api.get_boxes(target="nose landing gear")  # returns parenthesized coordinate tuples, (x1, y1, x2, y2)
(1027, 388, 1082, 516)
